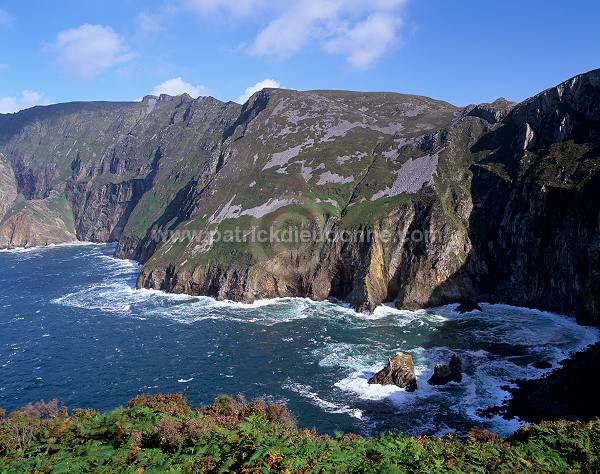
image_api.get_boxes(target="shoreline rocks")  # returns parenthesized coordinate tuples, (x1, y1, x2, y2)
(485, 343, 600, 423)
(368, 352, 417, 392)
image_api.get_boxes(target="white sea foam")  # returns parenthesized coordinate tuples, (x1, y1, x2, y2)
(324, 304, 599, 435)
(53, 280, 314, 326)
(54, 283, 148, 313)
(0, 241, 97, 253)
(314, 343, 385, 371)
(283, 381, 363, 419)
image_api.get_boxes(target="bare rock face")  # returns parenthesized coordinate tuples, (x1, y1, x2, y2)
(428, 354, 462, 385)
(368, 352, 417, 391)
(0, 199, 76, 248)
(466, 98, 515, 124)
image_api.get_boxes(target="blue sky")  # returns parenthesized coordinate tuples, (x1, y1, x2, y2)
(0, 0, 598, 113)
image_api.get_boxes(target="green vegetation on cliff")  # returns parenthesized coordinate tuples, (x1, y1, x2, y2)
(1, 394, 598, 473)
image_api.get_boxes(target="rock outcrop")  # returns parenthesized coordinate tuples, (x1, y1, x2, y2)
(465, 98, 515, 124)
(428, 354, 462, 385)
(0, 69, 599, 324)
(494, 343, 600, 423)
(368, 352, 417, 391)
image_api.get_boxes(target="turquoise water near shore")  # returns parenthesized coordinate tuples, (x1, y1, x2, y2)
(1, 243, 597, 436)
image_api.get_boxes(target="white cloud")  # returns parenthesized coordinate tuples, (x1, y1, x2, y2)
(250, 0, 407, 68)
(52, 24, 134, 80)
(323, 13, 398, 68)
(236, 78, 281, 104)
(251, 1, 339, 58)
(134, 4, 179, 41)
(149, 77, 208, 97)
(0, 90, 52, 114)
(139, 0, 407, 69)
(135, 11, 164, 38)
(0, 8, 13, 28)
(181, 0, 265, 18)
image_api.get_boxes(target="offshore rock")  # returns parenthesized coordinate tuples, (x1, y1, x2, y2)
(455, 302, 483, 314)
(428, 354, 463, 385)
(368, 352, 417, 391)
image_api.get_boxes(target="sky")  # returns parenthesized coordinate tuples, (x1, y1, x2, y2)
(0, 0, 599, 113)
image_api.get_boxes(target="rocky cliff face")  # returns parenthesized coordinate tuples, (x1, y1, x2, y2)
(0, 95, 240, 252)
(450, 71, 600, 324)
(137, 89, 467, 312)
(1, 70, 598, 323)
(0, 155, 76, 247)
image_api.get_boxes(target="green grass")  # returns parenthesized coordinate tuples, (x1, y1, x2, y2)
(1, 394, 598, 473)
(0, 194, 27, 225)
(341, 194, 412, 228)
(184, 205, 327, 267)
(146, 195, 418, 270)
(45, 194, 76, 235)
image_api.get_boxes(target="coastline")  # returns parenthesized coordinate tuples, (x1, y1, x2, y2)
(492, 342, 600, 424)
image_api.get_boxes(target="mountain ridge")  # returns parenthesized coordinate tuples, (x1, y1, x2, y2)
(1, 69, 598, 322)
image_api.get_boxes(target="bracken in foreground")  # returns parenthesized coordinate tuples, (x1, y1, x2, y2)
(1, 393, 599, 473)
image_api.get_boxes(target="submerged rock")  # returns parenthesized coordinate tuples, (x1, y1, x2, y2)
(428, 354, 463, 385)
(368, 352, 417, 392)
(455, 302, 483, 314)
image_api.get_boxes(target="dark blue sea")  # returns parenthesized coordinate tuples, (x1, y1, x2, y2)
(0, 243, 597, 436)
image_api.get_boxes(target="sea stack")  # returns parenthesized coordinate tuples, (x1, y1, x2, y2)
(428, 354, 463, 385)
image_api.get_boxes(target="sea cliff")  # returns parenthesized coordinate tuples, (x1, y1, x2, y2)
(0, 70, 598, 322)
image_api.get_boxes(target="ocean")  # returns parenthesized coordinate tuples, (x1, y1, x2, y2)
(0, 243, 597, 436)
